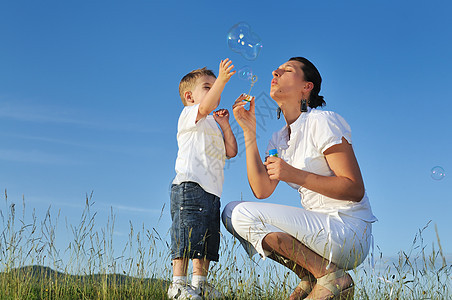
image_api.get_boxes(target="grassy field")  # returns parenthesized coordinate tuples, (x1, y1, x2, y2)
(1, 191, 450, 299)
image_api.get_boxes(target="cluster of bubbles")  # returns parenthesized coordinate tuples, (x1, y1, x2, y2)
(227, 22, 263, 61)
(431, 166, 446, 181)
(226, 22, 261, 101)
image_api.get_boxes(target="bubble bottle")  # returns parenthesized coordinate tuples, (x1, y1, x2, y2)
(268, 149, 278, 157)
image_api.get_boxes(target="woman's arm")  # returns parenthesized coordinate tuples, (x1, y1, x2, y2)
(264, 137, 365, 202)
(233, 96, 278, 199)
(243, 135, 279, 199)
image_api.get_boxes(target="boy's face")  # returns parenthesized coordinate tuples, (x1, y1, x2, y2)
(189, 75, 217, 105)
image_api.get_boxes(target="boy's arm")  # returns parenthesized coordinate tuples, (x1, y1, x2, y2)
(213, 109, 238, 158)
(221, 123, 238, 158)
(197, 59, 235, 122)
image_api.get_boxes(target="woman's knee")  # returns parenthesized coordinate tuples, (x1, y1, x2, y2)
(221, 201, 243, 234)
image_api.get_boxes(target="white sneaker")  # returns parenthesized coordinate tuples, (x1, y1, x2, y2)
(194, 281, 222, 299)
(167, 282, 202, 300)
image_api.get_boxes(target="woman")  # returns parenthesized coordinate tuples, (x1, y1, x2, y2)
(222, 57, 377, 299)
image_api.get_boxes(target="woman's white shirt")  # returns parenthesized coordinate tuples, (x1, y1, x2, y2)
(265, 108, 377, 223)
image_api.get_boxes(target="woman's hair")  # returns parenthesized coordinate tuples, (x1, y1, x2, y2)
(289, 57, 326, 108)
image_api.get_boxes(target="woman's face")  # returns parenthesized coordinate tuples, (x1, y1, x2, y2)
(270, 60, 308, 101)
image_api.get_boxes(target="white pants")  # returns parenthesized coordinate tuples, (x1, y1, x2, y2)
(222, 201, 372, 270)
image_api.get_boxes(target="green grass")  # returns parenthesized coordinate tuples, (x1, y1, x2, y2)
(1, 190, 450, 299)
(0, 265, 168, 299)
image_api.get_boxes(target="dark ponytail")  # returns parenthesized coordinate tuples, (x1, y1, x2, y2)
(289, 57, 326, 108)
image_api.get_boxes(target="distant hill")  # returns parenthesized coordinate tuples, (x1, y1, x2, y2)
(1, 265, 168, 287)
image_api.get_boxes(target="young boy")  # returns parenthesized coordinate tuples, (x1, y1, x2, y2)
(168, 58, 238, 300)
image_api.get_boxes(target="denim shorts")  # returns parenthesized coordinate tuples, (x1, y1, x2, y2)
(170, 182, 221, 261)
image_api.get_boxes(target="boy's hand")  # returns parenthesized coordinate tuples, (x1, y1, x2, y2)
(217, 58, 236, 84)
(213, 108, 230, 126)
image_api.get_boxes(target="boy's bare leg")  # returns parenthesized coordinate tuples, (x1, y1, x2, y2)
(192, 258, 210, 276)
(192, 258, 222, 297)
(169, 258, 203, 299)
(172, 258, 189, 276)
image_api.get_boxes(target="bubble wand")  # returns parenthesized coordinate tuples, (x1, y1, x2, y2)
(244, 75, 258, 102)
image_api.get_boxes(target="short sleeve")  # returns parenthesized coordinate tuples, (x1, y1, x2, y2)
(178, 104, 200, 132)
(311, 111, 352, 154)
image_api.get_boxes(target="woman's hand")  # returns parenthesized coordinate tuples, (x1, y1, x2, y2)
(232, 94, 256, 135)
(264, 137, 365, 202)
(264, 156, 299, 182)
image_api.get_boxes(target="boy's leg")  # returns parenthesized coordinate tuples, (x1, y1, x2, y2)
(168, 183, 202, 299)
(192, 257, 222, 299)
(172, 258, 189, 277)
(190, 192, 221, 298)
(168, 258, 202, 299)
(192, 258, 210, 288)
(192, 258, 210, 276)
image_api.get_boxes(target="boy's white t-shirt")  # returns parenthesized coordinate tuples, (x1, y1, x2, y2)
(172, 104, 226, 197)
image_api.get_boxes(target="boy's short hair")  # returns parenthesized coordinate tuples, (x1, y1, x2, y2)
(179, 67, 216, 106)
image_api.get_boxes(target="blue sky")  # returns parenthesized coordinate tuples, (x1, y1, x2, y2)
(1, 0, 451, 265)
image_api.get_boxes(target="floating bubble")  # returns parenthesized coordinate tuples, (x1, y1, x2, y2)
(431, 166, 446, 180)
(227, 22, 263, 60)
(238, 66, 254, 81)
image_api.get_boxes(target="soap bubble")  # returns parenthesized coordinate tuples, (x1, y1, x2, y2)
(238, 66, 254, 81)
(431, 166, 445, 180)
(227, 22, 263, 60)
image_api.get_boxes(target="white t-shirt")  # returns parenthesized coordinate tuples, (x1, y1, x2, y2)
(266, 108, 377, 222)
(172, 104, 226, 197)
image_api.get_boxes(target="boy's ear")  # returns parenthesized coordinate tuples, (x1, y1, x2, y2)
(184, 91, 194, 104)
